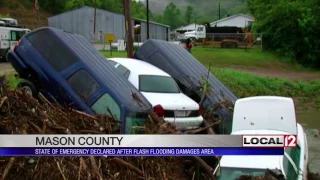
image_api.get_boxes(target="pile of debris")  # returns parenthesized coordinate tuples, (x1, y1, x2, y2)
(0, 77, 213, 180)
(0, 76, 319, 180)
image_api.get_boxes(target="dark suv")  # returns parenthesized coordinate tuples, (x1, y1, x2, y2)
(7, 27, 152, 134)
(134, 39, 237, 134)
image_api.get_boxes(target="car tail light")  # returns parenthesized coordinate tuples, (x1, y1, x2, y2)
(14, 39, 21, 51)
(196, 105, 202, 115)
(153, 104, 164, 116)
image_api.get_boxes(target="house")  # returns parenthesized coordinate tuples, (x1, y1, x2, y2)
(47, 6, 170, 43)
(210, 13, 254, 28)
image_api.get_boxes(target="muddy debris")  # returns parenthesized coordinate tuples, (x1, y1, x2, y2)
(0, 76, 319, 180)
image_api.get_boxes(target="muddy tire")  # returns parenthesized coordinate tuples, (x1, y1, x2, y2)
(17, 79, 38, 97)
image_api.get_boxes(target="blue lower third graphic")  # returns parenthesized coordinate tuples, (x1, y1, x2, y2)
(0, 147, 284, 156)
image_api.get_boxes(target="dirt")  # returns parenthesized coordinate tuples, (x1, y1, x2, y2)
(220, 65, 320, 81)
(0, 0, 52, 29)
(0, 63, 14, 76)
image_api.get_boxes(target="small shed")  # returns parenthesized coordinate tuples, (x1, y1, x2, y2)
(47, 6, 170, 43)
(210, 14, 254, 28)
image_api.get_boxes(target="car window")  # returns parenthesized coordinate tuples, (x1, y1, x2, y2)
(108, 60, 118, 66)
(91, 93, 121, 120)
(67, 69, 100, 100)
(115, 64, 130, 79)
(285, 146, 301, 168)
(283, 155, 298, 179)
(26, 29, 78, 72)
(125, 112, 148, 134)
(139, 75, 180, 93)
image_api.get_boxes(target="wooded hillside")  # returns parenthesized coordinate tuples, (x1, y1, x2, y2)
(0, 0, 248, 30)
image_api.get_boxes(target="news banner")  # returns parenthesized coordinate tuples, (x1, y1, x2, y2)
(0, 135, 297, 156)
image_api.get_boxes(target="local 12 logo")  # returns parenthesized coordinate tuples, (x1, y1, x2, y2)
(284, 135, 297, 147)
(242, 135, 297, 147)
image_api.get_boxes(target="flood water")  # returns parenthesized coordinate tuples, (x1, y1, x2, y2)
(296, 111, 320, 173)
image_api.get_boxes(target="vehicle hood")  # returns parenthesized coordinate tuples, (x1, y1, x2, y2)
(185, 31, 196, 35)
(141, 92, 199, 110)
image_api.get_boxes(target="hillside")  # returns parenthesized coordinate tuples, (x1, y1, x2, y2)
(0, 1, 52, 29)
(146, 0, 249, 22)
(0, 0, 248, 30)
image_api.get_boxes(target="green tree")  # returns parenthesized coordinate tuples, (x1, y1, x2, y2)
(130, 1, 146, 19)
(185, 5, 193, 24)
(163, 2, 182, 29)
(248, 0, 320, 68)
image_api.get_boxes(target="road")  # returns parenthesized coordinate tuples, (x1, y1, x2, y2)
(217, 64, 320, 81)
(0, 63, 15, 76)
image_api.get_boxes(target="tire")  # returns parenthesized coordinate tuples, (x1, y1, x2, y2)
(17, 79, 38, 97)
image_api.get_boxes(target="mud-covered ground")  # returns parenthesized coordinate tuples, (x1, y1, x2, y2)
(0, 63, 14, 76)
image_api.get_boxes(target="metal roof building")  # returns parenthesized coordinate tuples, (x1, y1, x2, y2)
(47, 6, 170, 43)
(210, 13, 254, 28)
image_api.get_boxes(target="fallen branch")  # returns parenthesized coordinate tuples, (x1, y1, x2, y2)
(111, 157, 144, 177)
(0, 96, 8, 108)
(186, 120, 221, 134)
(89, 156, 103, 180)
(1, 157, 15, 180)
(72, 110, 99, 121)
(192, 156, 215, 180)
(56, 161, 67, 180)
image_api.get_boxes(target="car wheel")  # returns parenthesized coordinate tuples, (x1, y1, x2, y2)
(17, 79, 38, 97)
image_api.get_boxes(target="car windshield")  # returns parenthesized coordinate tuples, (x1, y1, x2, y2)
(216, 167, 266, 180)
(139, 75, 180, 93)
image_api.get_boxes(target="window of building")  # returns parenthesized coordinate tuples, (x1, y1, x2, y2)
(67, 69, 100, 100)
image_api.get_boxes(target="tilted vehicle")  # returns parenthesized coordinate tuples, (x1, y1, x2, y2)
(134, 39, 237, 134)
(107, 57, 204, 131)
(7, 27, 152, 134)
(213, 96, 308, 180)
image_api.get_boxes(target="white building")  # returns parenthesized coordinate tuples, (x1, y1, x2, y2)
(210, 14, 254, 28)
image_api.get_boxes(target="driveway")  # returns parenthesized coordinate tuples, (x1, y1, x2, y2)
(0, 63, 15, 76)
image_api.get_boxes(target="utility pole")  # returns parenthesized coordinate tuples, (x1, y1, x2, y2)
(218, 2, 221, 20)
(146, 0, 150, 39)
(93, 0, 96, 40)
(123, 0, 134, 58)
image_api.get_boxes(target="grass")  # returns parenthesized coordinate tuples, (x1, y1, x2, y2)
(212, 68, 320, 111)
(213, 68, 320, 97)
(100, 50, 128, 58)
(5, 47, 320, 111)
(100, 47, 317, 72)
(99, 47, 320, 111)
(5, 73, 19, 89)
